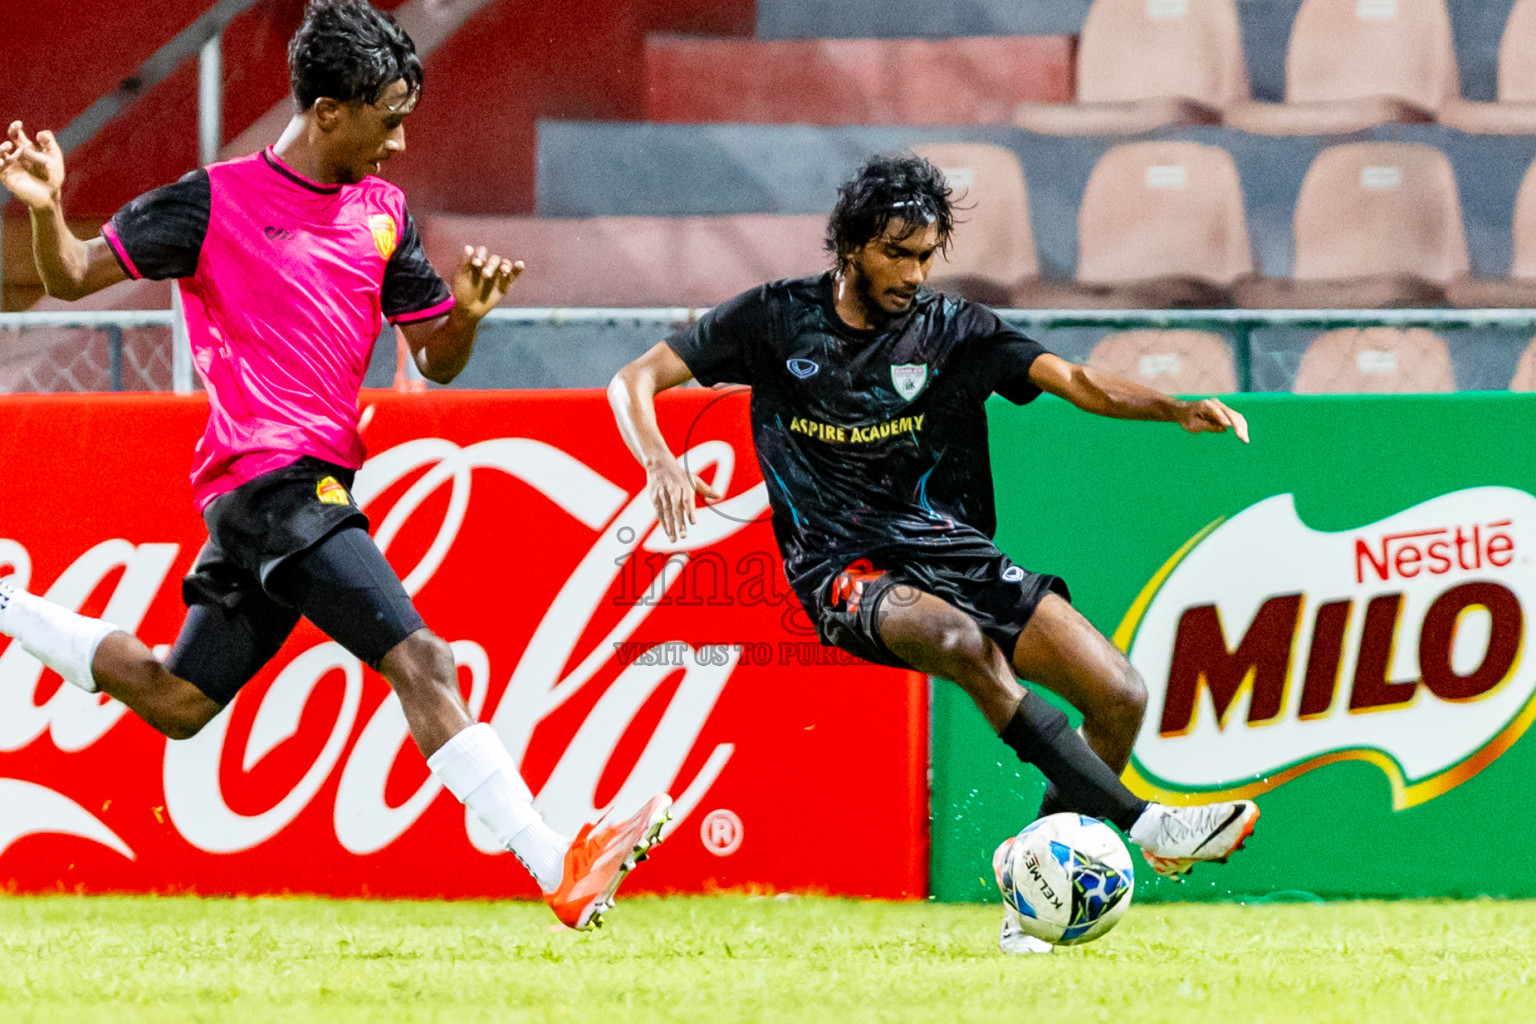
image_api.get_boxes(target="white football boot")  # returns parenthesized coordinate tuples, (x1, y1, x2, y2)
(1130, 800, 1259, 879)
(992, 835, 1054, 955)
(998, 904, 1055, 955)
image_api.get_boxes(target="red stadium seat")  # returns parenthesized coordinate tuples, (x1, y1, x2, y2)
(1013, 0, 1247, 136)
(1225, 0, 1456, 135)
(1073, 141, 1255, 308)
(1292, 327, 1455, 393)
(420, 214, 828, 308)
(1440, 0, 1536, 135)
(1238, 143, 1469, 308)
(1087, 330, 1237, 393)
(645, 35, 1073, 125)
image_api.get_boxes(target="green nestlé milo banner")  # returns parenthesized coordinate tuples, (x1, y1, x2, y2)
(931, 392, 1536, 902)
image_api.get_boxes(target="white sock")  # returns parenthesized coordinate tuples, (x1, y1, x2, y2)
(427, 722, 569, 892)
(1128, 804, 1165, 847)
(0, 579, 116, 694)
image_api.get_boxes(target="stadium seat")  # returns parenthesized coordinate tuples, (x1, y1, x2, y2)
(910, 144, 1041, 306)
(1509, 335, 1536, 391)
(1292, 327, 1455, 393)
(644, 35, 1073, 125)
(1439, 0, 1536, 135)
(1447, 155, 1536, 308)
(419, 214, 828, 308)
(1086, 330, 1237, 393)
(1073, 141, 1255, 308)
(1237, 143, 1469, 309)
(1012, 0, 1246, 136)
(1224, 0, 1456, 135)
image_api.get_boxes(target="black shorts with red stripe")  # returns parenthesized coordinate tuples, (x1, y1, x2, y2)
(810, 548, 1070, 670)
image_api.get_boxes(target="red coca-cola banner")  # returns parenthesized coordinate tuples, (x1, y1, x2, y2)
(0, 390, 927, 899)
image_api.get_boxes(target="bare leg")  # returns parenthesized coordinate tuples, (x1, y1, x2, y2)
(377, 628, 475, 758)
(878, 584, 1024, 728)
(1011, 594, 1147, 776)
(876, 584, 1145, 830)
(90, 631, 224, 739)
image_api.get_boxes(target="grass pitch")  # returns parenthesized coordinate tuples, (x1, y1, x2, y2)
(0, 894, 1532, 1024)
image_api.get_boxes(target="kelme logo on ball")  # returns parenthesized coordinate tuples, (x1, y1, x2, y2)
(1119, 488, 1536, 810)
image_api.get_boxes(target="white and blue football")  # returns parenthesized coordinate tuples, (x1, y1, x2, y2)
(995, 812, 1135, 946)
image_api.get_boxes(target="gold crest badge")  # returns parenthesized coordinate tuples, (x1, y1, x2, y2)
(316, 476, 351, 506)
(369, 213, 398, 260)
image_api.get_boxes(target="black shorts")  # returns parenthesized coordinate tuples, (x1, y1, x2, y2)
(809, 548, 1070, 671)
(167, 456, 425, 704)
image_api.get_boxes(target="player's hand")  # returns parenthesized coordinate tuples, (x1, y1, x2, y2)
(452, 245, 523, 320)
(1177, 397, 1249, 443)
(0, 121, 66, 210)
(647, 458, 724, 543)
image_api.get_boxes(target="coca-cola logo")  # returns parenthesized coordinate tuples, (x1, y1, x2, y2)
(1119, 488, 1536, 810)
(0, 436, 774, 860)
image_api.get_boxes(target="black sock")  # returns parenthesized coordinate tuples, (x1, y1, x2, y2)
(1000, 691, 1148, 833)
(1035, 783, 1068, 821)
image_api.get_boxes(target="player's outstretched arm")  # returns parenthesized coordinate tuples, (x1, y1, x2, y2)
(1028, 352, 1249, 443)
(0, 121, 127, 300)
(608, 342, 723, 543)
(399, 245, 522, 384)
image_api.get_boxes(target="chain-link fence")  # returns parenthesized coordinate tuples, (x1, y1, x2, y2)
(5, 307, 1536, 394)
(0, 312, 178, 394)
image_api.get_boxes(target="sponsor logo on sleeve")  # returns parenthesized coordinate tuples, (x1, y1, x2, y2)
(316, 476, 351, 506)
(787, 359, 820, 379)
(1118, 488, 1536, 810)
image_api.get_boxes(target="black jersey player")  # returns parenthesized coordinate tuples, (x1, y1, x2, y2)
(608, 154, 1260, 953)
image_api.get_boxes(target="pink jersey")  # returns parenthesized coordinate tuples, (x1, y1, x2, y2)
(102, 148, 453, 508)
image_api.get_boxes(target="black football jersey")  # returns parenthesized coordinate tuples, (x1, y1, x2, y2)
(665, 273, 1049, 603)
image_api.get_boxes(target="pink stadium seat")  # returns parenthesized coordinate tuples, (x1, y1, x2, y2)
(1087, 330, 1237, 392)
(910, 144, 1039, 306)
(1013, 0, 1247, 136)
(1292, 328, 1455, 394)
(1440, 0, 1536, 135)
(1224, 0, 1456, 135)
(1509, 336, 1536, 391)
(1448, 156, 1536, 308)
(645, 35, 1072, 125)
(1073, 141, 1255, 308)
(420, 214, 829, 307)
(1238, 143, 1469, 309)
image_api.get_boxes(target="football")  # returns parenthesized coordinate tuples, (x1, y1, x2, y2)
(995, 812, 1136, 946)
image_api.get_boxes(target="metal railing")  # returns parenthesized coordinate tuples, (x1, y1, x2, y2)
(4, 307, 1536, 394)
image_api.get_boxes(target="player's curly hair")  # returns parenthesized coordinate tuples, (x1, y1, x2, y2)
(288, 0, 422, 111)
(826, 154, 957, 272)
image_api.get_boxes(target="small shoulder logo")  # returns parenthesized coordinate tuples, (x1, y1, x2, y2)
(891, 363, 929, 402)
(264, 226, 295, 241)
(369, 213, 398, 260)
(787, 358, 820, 379)
(316, 476, 351, 506)
(1001, 565, 1026, 583)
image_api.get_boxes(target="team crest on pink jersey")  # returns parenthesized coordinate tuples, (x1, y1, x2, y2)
(369, 214, 398, 260)
(316, 476, 350, 505)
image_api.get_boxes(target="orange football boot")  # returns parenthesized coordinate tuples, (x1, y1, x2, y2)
(546, 794, 672, 930)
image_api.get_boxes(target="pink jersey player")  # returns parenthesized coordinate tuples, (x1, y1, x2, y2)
(0, 0, 670, 933)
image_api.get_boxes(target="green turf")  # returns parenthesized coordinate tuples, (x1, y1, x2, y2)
(1, 894, 1533, 1023)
